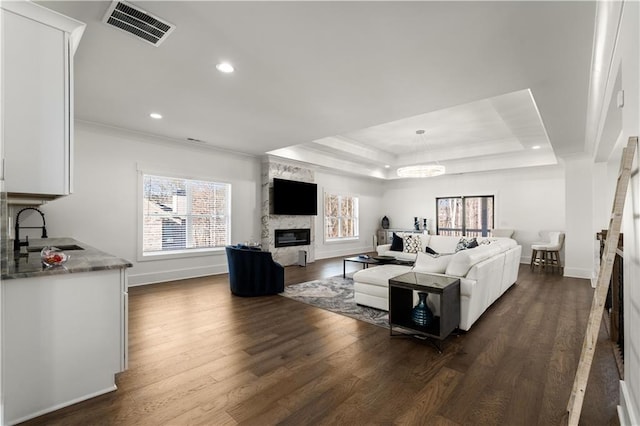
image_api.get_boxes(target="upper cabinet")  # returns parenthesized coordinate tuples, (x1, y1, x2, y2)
(1, 2, 85, 200)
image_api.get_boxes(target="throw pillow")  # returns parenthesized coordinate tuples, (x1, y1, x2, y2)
(479, 238, 497, 245)
(455, 238, 468, 252)
(412, 252, 452, 274)
(455, 237, 478, 252)
(425, 246, 438, 255)
(390, 233, 403, 251)
(403, 234, 421, 253)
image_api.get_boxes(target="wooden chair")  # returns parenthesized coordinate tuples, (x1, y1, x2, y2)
(530, 231, 565, 272)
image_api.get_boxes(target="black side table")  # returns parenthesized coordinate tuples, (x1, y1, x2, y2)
(388, 272, 460, 351)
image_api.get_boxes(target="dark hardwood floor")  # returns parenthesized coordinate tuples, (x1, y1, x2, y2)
(23, 256, 619, 425)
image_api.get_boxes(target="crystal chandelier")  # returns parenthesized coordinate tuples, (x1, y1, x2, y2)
(396, 130, 446, 178)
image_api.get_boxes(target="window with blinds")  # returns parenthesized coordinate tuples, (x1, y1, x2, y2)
(142, 174, 230, 255)
(324, 192, 359, 241)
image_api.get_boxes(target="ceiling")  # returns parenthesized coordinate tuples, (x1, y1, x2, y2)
(37, 1, 596, 179)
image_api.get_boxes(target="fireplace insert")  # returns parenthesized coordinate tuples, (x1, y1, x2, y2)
(275, 229, 311, 248)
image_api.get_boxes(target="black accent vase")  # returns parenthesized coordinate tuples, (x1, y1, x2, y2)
(411, 292, 433, 327)
(381, 216, 389, 229)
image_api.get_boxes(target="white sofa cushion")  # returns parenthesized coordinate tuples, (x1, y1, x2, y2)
(378, 250, 416, 261)
(411, 252, 453, 274)
(445, 245, 498, 277)
(420, 233, 431, 252)
(352, 264, 412, 287)
(353, 281, 389, 300)
(425, 235, 459, 254)
(489, 238, 517, 250)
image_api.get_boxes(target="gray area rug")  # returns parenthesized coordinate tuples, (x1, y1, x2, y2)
(280, 275, 389, 328)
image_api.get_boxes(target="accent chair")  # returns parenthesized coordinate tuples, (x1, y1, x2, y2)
(225, 245, 285, 296)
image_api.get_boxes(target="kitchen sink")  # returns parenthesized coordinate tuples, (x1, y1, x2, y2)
(26, 244, 85, 253)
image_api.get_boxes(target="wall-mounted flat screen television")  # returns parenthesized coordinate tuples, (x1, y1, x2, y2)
(272, 178, 318, 215)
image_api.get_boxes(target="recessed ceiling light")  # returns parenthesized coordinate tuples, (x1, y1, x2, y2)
(216, 62, 234, 73)
(150, 113, 162, 119)
(532, 145, 541, 150)
(384, 165, 391, 168)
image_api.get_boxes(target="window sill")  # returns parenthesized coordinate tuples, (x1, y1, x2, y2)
(138, 246, 226, 262)
(325, 237, 359, 244)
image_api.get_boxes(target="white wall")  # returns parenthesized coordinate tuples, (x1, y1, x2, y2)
(313, 170, 384, 259)
(381, 165, 566, 264)
(589, 1, 639, 423)
(36, 124, 384, 282)
(618, 2, 640, 423)
(563, 156, 596, 279)
(40, 123, 263, 286)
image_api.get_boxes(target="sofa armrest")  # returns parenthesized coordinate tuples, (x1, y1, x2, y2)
(377, 244, 391, 255)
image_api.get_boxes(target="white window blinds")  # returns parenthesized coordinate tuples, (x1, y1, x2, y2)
(142, 174, 230, 254)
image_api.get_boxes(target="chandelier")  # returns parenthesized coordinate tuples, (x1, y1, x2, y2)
(397, 164, 446, 178)
(396, 130, 446, 178)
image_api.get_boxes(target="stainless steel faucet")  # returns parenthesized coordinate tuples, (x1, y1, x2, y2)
(14, 207, 48, 253)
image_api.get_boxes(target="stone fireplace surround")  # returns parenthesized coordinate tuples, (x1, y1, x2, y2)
(261, 158, 315, 266)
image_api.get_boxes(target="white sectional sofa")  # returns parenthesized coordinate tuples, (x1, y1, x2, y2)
(354, 233, 522, 331)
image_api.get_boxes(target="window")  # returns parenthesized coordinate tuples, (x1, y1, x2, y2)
(324, 192, 359, 241)
(141, 174, 230, 256)
(437, 195, 494, 237)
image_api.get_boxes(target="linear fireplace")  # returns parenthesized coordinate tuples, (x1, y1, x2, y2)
(275, 228, 311, 248)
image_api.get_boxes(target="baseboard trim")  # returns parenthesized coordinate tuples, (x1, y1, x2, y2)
(562, 267, 592, 279)
(128, 264, 228, 287)
(618, 380, 639, 426)
(7, 385, 117, 426)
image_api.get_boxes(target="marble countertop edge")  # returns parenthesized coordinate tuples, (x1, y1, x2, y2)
(2, 237, 132, 280)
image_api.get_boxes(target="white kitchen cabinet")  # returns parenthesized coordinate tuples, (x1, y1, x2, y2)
(2, 269, 128, 425)
(1, 2, 84, 198)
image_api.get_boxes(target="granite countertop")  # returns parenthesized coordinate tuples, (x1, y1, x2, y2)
(2, 237, 132, 280)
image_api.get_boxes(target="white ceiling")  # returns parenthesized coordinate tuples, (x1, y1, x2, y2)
(37, 1, 596, 179)
(270, 88, 558, 178)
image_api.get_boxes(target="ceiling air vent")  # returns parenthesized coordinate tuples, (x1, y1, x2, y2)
(102, 1, 175, 47)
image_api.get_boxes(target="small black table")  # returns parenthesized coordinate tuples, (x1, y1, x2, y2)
(343, 256, 380, 278)
(388, 272, 460, 351)
(342, 255, 409, 278)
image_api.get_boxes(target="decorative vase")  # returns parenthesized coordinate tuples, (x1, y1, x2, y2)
(381, 216, 390, 229)
(414, 217, 420, 231)
(411, 292, 433, 327)
(423, 218, 427, 230)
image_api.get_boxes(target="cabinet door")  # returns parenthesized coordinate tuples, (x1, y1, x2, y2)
(2, 270, 122, 424)
(3, 10, 69, 196)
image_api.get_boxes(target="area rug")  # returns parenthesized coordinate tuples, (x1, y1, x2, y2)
(280, 275, 389, 328)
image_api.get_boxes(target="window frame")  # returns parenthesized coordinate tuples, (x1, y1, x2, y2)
(137, 169, 231, 261)
(323, 191, 360, 243)
(436, 195, 495, 237)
